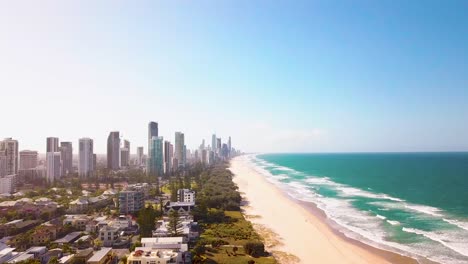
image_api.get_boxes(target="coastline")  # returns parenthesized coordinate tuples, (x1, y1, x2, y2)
(229, 155, 423, 264)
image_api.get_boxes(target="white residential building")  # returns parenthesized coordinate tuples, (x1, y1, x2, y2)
(177, 189, 195, 203)
(127, 248, 187, 264)
(140, 237, 188, 252)
(99, 226, 119, 247)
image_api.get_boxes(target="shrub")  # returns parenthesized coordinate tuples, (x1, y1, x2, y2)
(244, 241, 266, 257)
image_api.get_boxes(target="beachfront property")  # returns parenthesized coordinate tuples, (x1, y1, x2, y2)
(126, 248, 189, 264)
(152, 218, 199, 241)
(162, 201, 194, 215)
(176, 189, 195, 203)
(140, 237, 188, 252)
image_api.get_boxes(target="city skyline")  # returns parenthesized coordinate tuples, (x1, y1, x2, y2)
(1, 1, 468, 153)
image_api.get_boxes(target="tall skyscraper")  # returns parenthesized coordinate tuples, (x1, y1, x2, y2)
(79, 138, 94, 178)
(163, 141, 172, 175)
(46, 152, 61, 182)
(175, 132, 185, 169)
(217, 138, 221, 154)
(147, 136, 163, 177)
(137, 147, 144, 166)
(120, 148, 129, 167)
(148, 121, 158, 151)
(211, 134, 216, 153)
(60, 142, 73, 175)
(19, 150, 38, 170)
(107, 131, 120, 170)
(46, 137, 59, 152)
(0, 138, 19, 175)
(228, 136, 232, 156)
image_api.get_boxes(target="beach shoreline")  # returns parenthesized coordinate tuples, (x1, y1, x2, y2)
(229, 155, 426, 264)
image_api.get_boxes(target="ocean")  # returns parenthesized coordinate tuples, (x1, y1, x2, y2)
(251, 153, 468, 264)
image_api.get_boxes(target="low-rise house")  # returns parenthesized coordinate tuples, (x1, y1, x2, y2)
(87, 247, 112, 264)
(24, 246, 48, 262)
(99, 226, 119, 247)
(0, 247, 15, 264)
(74, 235, 92, 249)
(42, 248, 63, 264)
(58, 254, 74, 264)
(54, 232, 82, 245)
(74, 248, 94, 264)
(163, 202, 195, 215)
(30, 225, 58, 245)
(126, 248, 189, 264)
(7, 252, 34, 263)
(0, 219, 39, 238)
(63, 215, 92, 231)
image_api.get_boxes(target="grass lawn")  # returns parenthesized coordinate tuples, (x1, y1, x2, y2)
(205, 246, 277, 264)
(199, 211, 277, 264)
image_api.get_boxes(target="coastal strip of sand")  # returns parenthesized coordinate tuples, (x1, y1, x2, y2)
(229, 156, 420, 264)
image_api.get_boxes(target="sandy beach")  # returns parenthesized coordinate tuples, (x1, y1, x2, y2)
(229, 155, 419, 264)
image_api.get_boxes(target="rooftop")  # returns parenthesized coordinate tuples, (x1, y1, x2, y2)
(54, 232, 82, 243)
(88, 248, 112, 262)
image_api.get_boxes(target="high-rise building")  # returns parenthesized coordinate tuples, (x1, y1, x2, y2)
(0, 175, 16, 194)
(0, 138, 19, 175)
(211, 134, 216, 154)
(217, 138, 221, 154)
(174, 132, 185, 169)
(19, 150, 38, 170)
(148, 121, 158, 152)
(46, 137, 59, 152)
(0, 155, 6, 177)
(120, 148, 129, 167)
(148, 137, 163, 177)
(228, 136, 232, 156)
(137, 147, 144, 166)
(107, 131, 120, 170)
(183, 145, 187, 166)
(201, 149, 207, 164)
(46, 152, 61, 183)
(163, 141, 172, 175)
(79, 138, 94, 178)
(60, 142, 73, 175)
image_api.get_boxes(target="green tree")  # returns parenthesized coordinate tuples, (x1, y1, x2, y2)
(168, 210, 182, 236)
(137, 206, 159, 237)
(47, 256, 59, 264)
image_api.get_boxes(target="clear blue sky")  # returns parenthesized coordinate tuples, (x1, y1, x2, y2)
(1, 0, 467, 153)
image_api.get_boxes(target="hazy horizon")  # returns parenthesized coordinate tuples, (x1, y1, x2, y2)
(1, 1, 467, 153)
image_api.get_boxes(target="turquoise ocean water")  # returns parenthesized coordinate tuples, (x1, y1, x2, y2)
(251, 153, 468, 264)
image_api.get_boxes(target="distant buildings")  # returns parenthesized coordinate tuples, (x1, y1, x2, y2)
(19, 150, 38, 170)
(0, 174, 16, 194)
(46, 137, 59, 153)
(46, 152, 61, 183)
(79, 138, 94, 178)
(147, 137, 163, 177)
(120, 140, 130, 167)
(174, 132, 185, 169)
(136, 147, 144, 167)
(60, 142, 73, 175)
(0, 138, 19, 175)
(107, 131, 120, 170)
(148, 122, 158, 147)
(163, 141, 172, 175)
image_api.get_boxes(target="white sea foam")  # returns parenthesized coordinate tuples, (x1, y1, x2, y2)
(402, 228, 468, 257)
(335, 186, 405, 202)
(443, 218, 468, 232)
(304, 177, 336, 185)
(404, 205, 444, 217)
(386, 220, 400, 225)
(376, 214, 386, 220)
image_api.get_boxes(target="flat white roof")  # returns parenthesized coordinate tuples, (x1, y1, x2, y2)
(141, 237, 184, 244)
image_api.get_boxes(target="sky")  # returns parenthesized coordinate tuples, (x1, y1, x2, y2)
(1, 0, 467, 154)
